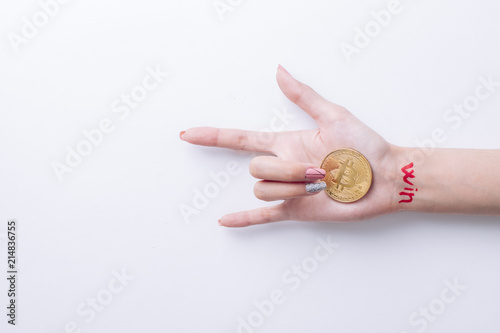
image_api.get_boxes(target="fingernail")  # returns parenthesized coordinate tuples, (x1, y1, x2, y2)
(277, 64, 289, 74)
(179, 131, 186, 140)
(218, 219, 222, 226)
(305, 168, 326, 180)
(306, 181, 327, 193)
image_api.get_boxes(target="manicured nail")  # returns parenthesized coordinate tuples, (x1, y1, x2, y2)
(179, 131, 186, 140)
(306, 181, 327, 193)
(306, 168, 326, 180)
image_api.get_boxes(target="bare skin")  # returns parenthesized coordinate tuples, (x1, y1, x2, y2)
(180, 65, 500, 227)
(396, 147, 500, 215)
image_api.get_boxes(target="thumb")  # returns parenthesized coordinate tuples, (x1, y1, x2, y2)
(276, 65, 346, 127)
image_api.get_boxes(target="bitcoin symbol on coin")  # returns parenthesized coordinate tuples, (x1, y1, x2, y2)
(333, 159, 358, 191)
(321, 149, 372, 203)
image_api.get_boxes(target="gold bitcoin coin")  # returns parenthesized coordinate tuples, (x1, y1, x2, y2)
(320, 148, 372, 203)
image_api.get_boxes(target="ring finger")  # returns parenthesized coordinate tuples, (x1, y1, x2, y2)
(250, 156, 326, 182)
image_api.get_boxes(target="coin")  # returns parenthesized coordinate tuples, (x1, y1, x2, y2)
(320, 148, 372, 203)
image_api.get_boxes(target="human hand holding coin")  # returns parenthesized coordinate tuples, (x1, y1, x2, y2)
(180, 65, 400, 227)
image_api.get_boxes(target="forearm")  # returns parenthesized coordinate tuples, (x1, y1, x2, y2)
(391, 146, 500, 215)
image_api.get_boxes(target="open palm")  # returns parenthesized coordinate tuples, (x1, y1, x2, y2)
(181, 66, 399, 227)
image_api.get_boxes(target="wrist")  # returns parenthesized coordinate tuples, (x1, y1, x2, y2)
(391, 145, 431, 213)
(386, 145, 410, 213)
(372, 144, 409, 215)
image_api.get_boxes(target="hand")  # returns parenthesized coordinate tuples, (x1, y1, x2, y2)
(180, 65, 399, 227)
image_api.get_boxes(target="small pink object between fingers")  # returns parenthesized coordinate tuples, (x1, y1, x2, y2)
(305, 168, 326, 181)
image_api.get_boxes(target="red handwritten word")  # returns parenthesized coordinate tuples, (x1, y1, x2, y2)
(401, 162, 415, 185)
(399, 163, 418, 203)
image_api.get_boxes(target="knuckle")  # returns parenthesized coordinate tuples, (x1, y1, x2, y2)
(284, 164, 298, 181)
(213, 128, 221, 146)
(293, 86, 307, 105)
(249, 158, 260, 178)
(260, 207, 273, 221)
(330, 105, 351, 121)
(249, 156, 268, 179)
(253, 182, 267, 201)
(280, 202, 291, 220)
(236, 134, 248, 150)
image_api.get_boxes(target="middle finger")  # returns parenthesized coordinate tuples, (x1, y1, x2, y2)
(249, 156, 326, 182)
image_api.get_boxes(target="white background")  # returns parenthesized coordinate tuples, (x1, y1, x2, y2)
(1, 0, 500, 332)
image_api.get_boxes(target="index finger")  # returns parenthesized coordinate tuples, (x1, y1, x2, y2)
(180, 127, 277, 153)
